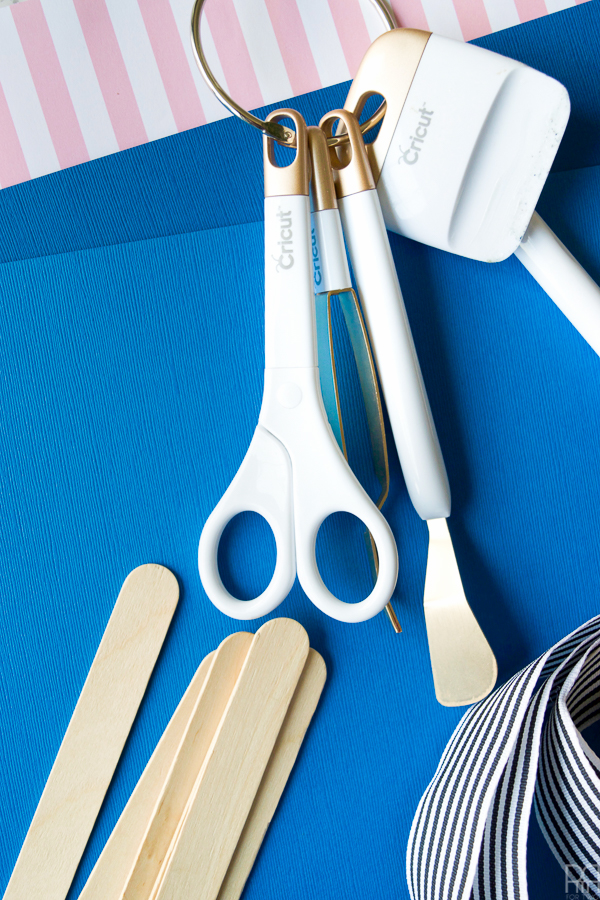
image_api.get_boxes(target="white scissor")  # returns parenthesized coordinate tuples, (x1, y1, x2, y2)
(199, 109, 398, 623)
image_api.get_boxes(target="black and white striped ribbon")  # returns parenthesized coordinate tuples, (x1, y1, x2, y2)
(407, 615, 600, 899)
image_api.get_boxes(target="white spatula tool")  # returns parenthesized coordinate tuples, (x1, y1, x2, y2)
(320, 110, 497, 706)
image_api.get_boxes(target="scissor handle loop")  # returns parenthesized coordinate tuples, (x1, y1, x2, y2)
(190, 0, 394, 148)
(297, 504, 398, 624)
(199, 394, 399, 623)
(198, 426, 296, 620)
(260, 368, 398, 623)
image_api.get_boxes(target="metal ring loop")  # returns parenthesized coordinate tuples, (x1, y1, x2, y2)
(190, 0, 395, 146)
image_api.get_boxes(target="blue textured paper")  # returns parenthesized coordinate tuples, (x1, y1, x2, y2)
(0, 161, 598, 899)
(1, 5, 600, 900)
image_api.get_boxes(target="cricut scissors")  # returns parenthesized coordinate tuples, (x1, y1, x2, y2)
(198, 110, 398, 623)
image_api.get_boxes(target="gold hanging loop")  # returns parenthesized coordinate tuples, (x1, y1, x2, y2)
(190, 0, 394, 147)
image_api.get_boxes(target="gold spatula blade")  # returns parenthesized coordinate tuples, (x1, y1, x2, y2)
(423, 519, 497, 707)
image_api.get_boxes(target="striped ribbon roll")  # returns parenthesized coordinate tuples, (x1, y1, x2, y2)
(407, 615, 600, 899)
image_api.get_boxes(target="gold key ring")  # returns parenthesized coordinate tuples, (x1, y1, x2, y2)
(190, 0, 395, 147)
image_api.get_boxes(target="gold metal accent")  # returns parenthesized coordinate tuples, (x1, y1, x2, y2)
(385, 601, 402, 632)
(319, 110, 375, 199)
(190, 0, 395, 147)
(344, 28, 431, 183)
(423, 519, 497, 706)
(263, 110, 309, 198)
(308, 127, 337, 212)
(322, 293, 347, 457)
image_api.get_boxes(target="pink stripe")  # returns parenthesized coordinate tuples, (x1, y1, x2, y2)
(73, 0, 147, 151)
(137, 0, 206, 131)
(513, 0, 548, 22)
(390, 0, 429, 30)
(327, 0, 371, 77)
(452, 0, 491, 39)
(204, 0, 263, 112)
(12, 1, 89, 170)
(263, 0, 321, 97)
(0, 81, 30, 189)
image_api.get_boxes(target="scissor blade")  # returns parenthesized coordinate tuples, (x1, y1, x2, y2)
(315, 291, 346, 454)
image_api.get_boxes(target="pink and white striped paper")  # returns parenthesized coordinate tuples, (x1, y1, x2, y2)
(0, 0, 590, 190)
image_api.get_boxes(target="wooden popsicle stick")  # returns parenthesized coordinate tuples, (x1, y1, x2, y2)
(217, 648, 326, 900)
(79, 649, 216, 900)
(119, 631, 254, 900)
(152, 618, 310, 900)
(2, 564, 179, 900)
(149, 649, 326, 900)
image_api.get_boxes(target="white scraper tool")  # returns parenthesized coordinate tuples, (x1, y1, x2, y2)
(344, 28, 600, 358)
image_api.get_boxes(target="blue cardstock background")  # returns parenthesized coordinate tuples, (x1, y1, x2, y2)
(1, 5, 600, 899)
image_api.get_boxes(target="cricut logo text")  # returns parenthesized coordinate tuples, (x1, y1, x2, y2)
(398, 105, 434, 165)
(311, 228, 322, 287)
(272, 207, 294, 271)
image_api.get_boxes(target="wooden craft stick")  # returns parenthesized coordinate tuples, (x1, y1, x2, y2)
(79, 650, 216, 900)
(2, 564, 179, 900)
(217, 648, 326, 900)
(152, 618, 309, 900)
(120, 631, 254, 900)
(80, 623, 324, 900)
(151, 650, 326, 900)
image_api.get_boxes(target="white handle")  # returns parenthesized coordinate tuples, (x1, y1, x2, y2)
(260, 368, 398, 623)
(198, 425, 296, 620)
(338, 189, 451, 521)
(264, 194, 316, 368)
(516, 211, 600, 357)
